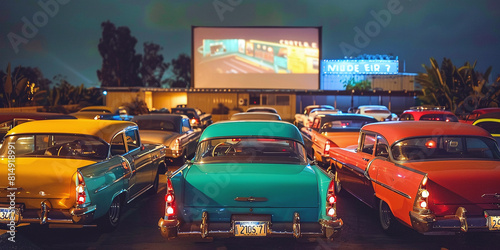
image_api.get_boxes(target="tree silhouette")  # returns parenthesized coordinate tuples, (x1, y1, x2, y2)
(140, 42, 169, 87)
(97, 21, 142, 87)
(0, 63, 48, 107)
(167, 53, 191, 88)
(416, 57, 497, 114)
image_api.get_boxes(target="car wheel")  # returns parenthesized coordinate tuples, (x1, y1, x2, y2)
(379, 200, 400, 235)
(98, 196, 121, 232)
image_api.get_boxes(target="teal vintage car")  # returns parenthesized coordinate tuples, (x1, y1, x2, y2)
(158, 121, 343, 240)
(0, 119, 166, 231)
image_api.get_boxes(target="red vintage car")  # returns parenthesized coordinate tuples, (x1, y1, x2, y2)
(330, 121, 500, 234)
(399, 108, 458, 122)
(301, 114, 377, 167)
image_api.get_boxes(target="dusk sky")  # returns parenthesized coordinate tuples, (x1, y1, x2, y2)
(1, 0, 499, 88)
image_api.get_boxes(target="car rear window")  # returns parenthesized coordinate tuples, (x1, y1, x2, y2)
(420, 114, 458, 122)
(391, 136, 500, 161)
(194, 137, 307, 164)
(0, 134, 109, 160)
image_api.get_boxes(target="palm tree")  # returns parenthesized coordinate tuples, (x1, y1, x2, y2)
(416, 57, 495, 114)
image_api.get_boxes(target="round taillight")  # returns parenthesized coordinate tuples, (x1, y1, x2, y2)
(76, 185, 85, 193)
(420, 201, 427, 209)
(166, 206, 175, 215)
(421, 189, 429, 198)
(327, 207, 336, 216)
(328, 195, 336, 204)
(165, 193, 175, 203)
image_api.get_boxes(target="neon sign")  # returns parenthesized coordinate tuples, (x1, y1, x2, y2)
(322, 59, 399, 75)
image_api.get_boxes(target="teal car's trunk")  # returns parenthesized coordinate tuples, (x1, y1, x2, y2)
(181, 163, 321, 222)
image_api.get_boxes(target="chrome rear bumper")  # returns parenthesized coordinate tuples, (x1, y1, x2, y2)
(158, 212, 343, 239)
(410, 207, 499, 235)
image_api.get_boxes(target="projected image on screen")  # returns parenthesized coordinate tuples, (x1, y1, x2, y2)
(193, 27, 320, 90)
(199, 39, 318, 74)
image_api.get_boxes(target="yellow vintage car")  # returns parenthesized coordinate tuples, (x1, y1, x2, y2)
(0, 119, 166, 231)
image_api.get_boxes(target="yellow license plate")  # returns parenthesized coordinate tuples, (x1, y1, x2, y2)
(234, 221, 267, 236)
(488, 216, 500, 230)
(0, 207, 19, 223)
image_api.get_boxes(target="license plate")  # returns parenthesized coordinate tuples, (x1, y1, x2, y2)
(0, 207, 19, 223)
(234, 221, 267, 236)
(488, 216, 500, 230)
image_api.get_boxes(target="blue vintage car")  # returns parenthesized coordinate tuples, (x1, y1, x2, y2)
(158, 121, 343, 240)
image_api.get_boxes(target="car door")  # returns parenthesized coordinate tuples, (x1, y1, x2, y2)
(124, 128, 153, 199)
(110, 132, 137, 199)
(341, 132, 377, 205)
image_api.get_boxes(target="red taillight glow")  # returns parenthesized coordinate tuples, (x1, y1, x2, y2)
(327, 207, 336, 216)
(165, 178, 176, 218)
(166, 206, 175, 215)
(76, 172, 87, 205)
(324, 140, 331, 156)
(328, 195, 336, 204)
(190, 118, 200, 125)
(167, 178, 173, 192)
(425, 140, 436, 149)
(165, 193, 175, 203)
(420, 201, 427, 208)
(326, 180, 337, 218)
(421, 189, 429, 198)
(76, 184, 86, 205)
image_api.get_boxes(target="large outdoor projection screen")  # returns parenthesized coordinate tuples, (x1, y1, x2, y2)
(192, 26, 321, 90)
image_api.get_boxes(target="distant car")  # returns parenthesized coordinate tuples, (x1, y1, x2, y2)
(158, 121, 343, 240)
(171, 107, 212, 129)
(330, 121, 500, 234)
(294, 105, 336, 128)
(132, 114, 201, 166)
(230, 112, 282, 121)
(301, 114, 377, 166)
(246, 106, 278, 114)
(473, 112, 500, 144)
(71, 106, 116, 119)
(462, 108, 500, 124)
(94, 109, 134, 121)
(399, 108, 459, 122)
(0, 112, 76, 139)
(356, 105, 397, 121)
(305, 108, 342, 128)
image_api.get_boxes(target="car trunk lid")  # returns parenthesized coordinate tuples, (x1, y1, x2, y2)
(183, 163, 319, 208)
(0, 157, 96, 199)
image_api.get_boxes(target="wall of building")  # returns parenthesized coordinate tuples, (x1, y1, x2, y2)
(369, 74, 417, 91)
(105, 91, 145, 111)
(151, 92, 187, 110)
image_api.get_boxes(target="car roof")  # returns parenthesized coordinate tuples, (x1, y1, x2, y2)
(78, 106, 115, 113)
(132, 113, 185, 123)
(361, 121, 492, 145)
(7, 119, 137, 143)
(0, 112, 76, 123)
(471, 108, 500, 115)
(200, 121, 303, 143)
(246, 107, 278, 113)
(319, 113, 378, 121)
(358, 105, 389, 110)
(230, 112, 282, 121)
(476, 112, 500, 120)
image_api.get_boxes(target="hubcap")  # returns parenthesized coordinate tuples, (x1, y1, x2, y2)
(109, 199, 120, 225)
